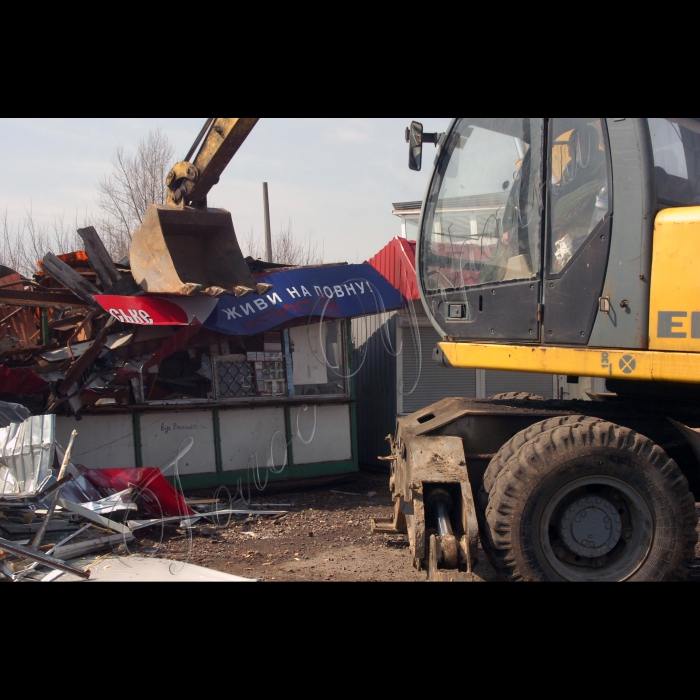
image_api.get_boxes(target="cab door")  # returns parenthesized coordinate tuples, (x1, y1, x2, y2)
(418, 118, 545, 343)
(543, 118, 613, 345)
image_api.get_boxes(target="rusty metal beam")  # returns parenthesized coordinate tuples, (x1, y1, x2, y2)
(41, 253, 101, 307)
(0, 289, 90, 308)
(77, 227, 122, 291)
(50, 312, 89, 330)
(0, 536, 91, 579)
(58, 320, 115, 396)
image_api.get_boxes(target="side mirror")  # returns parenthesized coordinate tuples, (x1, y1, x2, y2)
(406, 121, 424, 171)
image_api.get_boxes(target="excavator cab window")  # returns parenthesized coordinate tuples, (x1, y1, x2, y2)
(548, 118, 610, 274)
(649, 118, 700, 207)
(420, 118, 544, 293)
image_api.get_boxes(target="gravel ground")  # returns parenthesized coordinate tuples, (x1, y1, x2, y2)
(148, 472, 429, 582)
(129, 471, 495, 582)
(126, 472, 700, 582)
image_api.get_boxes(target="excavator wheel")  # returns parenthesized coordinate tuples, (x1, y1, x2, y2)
(486, 392, 547, 401)
(482, 415, 598, 497)
(476, 415, 599, 573)
(485, 420, 698, 581)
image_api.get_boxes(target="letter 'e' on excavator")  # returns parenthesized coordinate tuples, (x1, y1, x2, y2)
(130, 118, 271, 298)
(377, 118, 700, 582)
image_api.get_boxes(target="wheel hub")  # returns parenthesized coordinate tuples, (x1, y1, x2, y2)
(559, 497, 622, 558)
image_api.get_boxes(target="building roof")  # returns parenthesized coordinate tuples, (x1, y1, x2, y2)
(367, 238, 420, 301)
(392, 201, 422, 216)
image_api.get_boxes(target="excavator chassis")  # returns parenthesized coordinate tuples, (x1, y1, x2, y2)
(373, 398, 564, 581)
(373, 433, 481, 582)
(374, 396, 700, 581)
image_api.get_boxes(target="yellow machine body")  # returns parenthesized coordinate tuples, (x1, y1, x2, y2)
(439, 206, 700, 383)
(438, 341, 700, 384)
(648, 206, 700, 352)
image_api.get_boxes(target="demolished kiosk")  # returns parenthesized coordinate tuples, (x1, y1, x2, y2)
(0, 228, 407, 490)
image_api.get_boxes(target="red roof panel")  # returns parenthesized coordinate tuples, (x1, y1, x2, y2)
(367, 238, 420, 301)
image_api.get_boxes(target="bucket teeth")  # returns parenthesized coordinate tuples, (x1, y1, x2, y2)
(130, 204, 267, 297)
(231, 286, 256, 298)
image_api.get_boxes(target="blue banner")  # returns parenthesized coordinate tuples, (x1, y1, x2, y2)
(203, 264, 405, 336)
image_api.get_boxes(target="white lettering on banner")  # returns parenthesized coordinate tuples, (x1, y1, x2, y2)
(223, 307, 242, 320)
(110, 308, 153, 325)
(216, 277, 378, 326)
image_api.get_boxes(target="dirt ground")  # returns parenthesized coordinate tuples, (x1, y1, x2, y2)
(142, 471, 485, 582)
(132, 471, 700, 582)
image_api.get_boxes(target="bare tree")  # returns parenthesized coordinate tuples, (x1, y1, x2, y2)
(0, 129, 172, 274)
(243, 219, 323, 266)
(96, 128, 174, 260)
(1, 206, 90, 278)
(1, 208, 28, 275)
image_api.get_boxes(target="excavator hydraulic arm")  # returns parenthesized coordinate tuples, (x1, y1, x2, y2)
(166, 118, 260, 208)
(130, 118, 270, 298)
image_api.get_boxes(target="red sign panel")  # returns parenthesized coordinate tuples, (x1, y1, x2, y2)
(95, 296, 190, 326)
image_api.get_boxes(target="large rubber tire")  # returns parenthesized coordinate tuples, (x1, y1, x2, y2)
(482, 415, 597, 497)
(476, 415, 597, 575)
(485, 420, 698, 581)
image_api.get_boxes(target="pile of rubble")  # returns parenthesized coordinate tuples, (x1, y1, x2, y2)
(0, 223, 315, 418)
(0, 409, 285, 582)
(0, 226, 274, 417)
(0, 227, 153, 416)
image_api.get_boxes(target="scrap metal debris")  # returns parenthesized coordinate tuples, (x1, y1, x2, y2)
(0, 414, 286, 581)
(0, 401, 31, 430)
(0, 226, 285, 418)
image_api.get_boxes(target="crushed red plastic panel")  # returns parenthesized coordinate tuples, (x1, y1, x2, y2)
(83, 467, 196, 518)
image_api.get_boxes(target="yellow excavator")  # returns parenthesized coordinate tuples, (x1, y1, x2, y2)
(130, 118, 271, 298)
(373, 118, 700, 582)
(130, 117, 699, 582)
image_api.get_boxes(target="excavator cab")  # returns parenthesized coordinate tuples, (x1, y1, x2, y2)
(416, 118, 700, 352)
(129, 118, 269, 297)
(379, 118, 700, 582)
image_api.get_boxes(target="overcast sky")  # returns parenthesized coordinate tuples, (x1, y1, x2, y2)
(0, 118, 451, 264)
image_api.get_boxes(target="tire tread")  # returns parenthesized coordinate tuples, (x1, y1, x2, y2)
(485, 421, 698, 582)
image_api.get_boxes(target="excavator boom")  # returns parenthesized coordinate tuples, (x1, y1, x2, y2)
(167, 118, 260, 208)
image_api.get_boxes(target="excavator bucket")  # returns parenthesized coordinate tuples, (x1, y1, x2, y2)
(130, 204, 264, 297)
